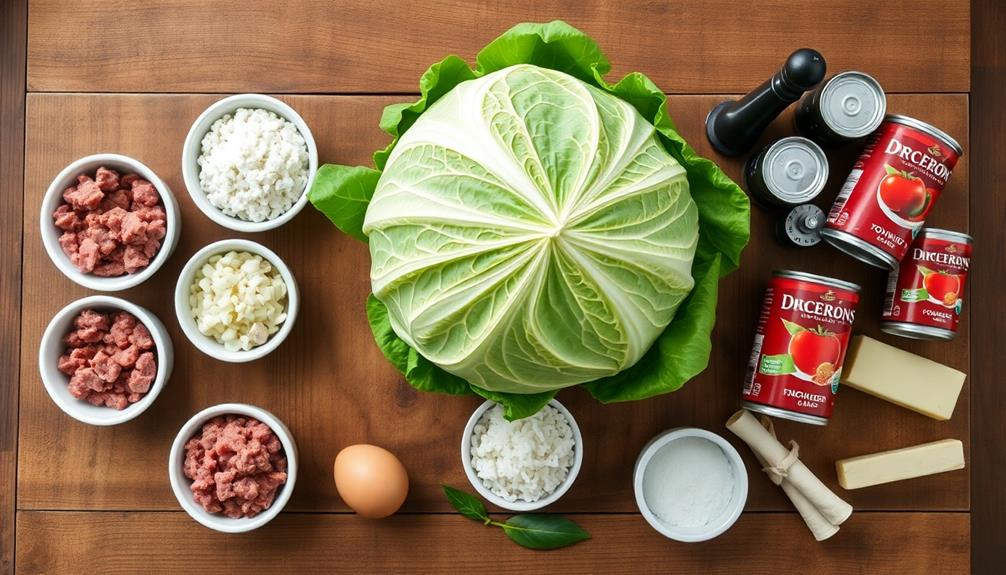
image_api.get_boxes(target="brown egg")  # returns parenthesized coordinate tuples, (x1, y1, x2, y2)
(333, 444, 409, 518)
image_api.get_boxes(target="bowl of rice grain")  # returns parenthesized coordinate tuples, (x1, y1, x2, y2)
(460, 399, 583, 512)
(182, 94, 318, 233)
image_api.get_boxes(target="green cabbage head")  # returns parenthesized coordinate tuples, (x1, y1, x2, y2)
(309, 21, 750, 418)
(364, 64, 699, 394)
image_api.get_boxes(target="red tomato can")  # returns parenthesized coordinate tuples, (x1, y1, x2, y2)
(742, 271, 861, 425)
(821, 115, 963, 270)
(881, 228, 972, 340)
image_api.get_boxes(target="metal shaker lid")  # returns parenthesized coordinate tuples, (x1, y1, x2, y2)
(761, 136, 829, 205)
(819, 71, 886, 138)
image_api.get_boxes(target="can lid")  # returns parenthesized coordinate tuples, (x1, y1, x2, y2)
(885, 114, 964, 156)
(762, 137, 829, 204)
(820, 71, 886, 138)
(921, 227, 974, 244)
(773, 269, 862, 293)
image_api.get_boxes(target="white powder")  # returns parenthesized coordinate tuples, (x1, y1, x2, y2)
(198, 107, 309, 222)
(642, 436, 735, 529)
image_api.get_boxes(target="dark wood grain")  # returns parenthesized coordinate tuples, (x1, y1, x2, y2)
(25, 0, 970, 95)
(970, 0, 1005, 572)
(18, 93, 970, 515)
(0, 1, 26, 574)
(15, 511, 970, 575)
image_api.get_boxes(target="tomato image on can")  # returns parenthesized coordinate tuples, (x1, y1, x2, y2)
(882, 228, 972, 340)
(742, 271, 861, 425)
(821, 114, 963, 270)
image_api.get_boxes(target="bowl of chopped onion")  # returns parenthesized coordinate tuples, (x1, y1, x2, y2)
(174, 239, 298, 362)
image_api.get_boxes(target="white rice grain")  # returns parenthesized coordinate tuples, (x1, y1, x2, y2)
(470, 404, 575, 503)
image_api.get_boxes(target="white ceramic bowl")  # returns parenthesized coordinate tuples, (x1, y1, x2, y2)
(174, 238, 299, 363)
(181, 93, 318, 232)
(461, 399, 583, 512)
(38, 295, 173, 426)
(40, 154, 181, 291)
(633, 427, 748, 543)
(169, 403, 298, 533)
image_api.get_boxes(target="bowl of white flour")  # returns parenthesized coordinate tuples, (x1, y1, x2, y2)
(633, 427, 748, 542)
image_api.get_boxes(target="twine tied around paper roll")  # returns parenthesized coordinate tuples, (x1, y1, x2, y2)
(759, 417, 800, 485)
(726, 409, 853, 541)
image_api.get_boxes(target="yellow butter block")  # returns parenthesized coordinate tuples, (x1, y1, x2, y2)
(842, 335, 966, 420)
(836, 439, 965, 490)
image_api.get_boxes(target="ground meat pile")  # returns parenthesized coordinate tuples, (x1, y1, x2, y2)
(58, 309, 157, 409)
(183, 415, 288, 519)
(53, 167, 167, 276)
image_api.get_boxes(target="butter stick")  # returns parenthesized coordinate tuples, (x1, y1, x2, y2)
(836, 439, 965, 490)
(842, 335, 966, 420)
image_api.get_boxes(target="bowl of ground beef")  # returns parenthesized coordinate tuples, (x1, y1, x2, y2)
(169, 403, 297, 533)
(39, 295, 173, 426)
(40, 154, 181, 291)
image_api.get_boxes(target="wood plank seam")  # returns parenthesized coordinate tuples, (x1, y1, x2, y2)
(1, 1, 27, 574)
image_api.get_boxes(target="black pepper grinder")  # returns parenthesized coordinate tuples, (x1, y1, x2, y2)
(705, 49, 827, 156)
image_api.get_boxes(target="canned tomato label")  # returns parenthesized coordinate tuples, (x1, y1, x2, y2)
(882, 228, 972, 340)
(742, 271, 861, 425)
(822, 115, 963, 270)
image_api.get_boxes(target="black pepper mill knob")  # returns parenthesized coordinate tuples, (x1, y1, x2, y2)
(705, 49, 827, 156)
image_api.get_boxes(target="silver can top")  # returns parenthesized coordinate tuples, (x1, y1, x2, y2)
(886, 114, 964, 156)
(820, 71, 887, 138)
(773, 269, 862, 293)
(920, 227, 974, 245)
(762, 136, 829, 205)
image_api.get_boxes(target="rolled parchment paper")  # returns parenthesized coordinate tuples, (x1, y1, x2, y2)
(727, 409, 853, 526)
(750, 448, 840, 541)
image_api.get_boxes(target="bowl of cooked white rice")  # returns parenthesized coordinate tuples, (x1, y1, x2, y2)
(182, 94, 318, 232)
(461, 399, 583, 512)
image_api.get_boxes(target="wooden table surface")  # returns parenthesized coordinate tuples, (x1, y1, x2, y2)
(3, 1, 1004, 573)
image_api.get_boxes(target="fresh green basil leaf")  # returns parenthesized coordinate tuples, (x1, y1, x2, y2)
(442, 485, 489, 523)
(502, 514, 590, 550)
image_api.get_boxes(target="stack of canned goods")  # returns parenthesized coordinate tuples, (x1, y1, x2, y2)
(746, 71, 887, 248)
(733, 64, 973, 426)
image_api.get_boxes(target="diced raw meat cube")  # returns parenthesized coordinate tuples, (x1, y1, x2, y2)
(64, 178, 104, 210)
(58, 231, 79, 258)
(129, 323, 154, 350)
(127, 351, 156, 393)
(123, 245, 150, 274)
(119, 212, 148, 245)
(113, 344, 140, 368)
(90, 350, 122, 383)
(92, 260, 127, 277)
(53, 205, 81, 231)
(130, 180, 160, 206)
(74, 237, 101, 272)
(95, 166, 120, 191)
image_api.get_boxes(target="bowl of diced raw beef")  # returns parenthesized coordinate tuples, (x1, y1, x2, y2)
(40, 154, 181, 291)
(39, 295, 173, 426)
